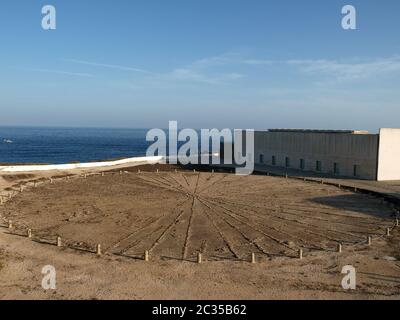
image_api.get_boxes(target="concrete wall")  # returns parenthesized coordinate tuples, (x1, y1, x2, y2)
(254, 131, 379, 180)
(377, 128, 400, 181)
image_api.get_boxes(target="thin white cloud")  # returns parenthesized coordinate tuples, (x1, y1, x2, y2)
(24, 68, 94, 77)
(60, 53, 253, 85)
(191, 53, 242, 68)
(63, 59, 154, 74)
(162, 53, 246, 84)
(223, 73, 244, 80)
(191, 53, 274, 68)
(288, 56, 400, 81)
(42, 53, 400, 86)
(243, 59, 273, 65)
(168, 68, 211, 83)
(163, 68, 244, 85)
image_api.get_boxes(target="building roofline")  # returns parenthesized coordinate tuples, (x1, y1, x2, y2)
(265, 129, 370, 134)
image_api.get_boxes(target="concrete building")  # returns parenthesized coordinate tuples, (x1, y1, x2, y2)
(252, 128, 400, 181)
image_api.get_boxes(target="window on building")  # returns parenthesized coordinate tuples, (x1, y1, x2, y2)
(353, 165, 359, 177)
(299, 159, 305, 170)
(259, 154, 264, 164)
(334, 163, 340, 175)
(272, 156, 276, 166)
(285, 157, 290, 168)
(316, 161, 322, 172)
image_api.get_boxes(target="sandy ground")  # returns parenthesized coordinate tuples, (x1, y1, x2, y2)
(0, 164, 399, 300)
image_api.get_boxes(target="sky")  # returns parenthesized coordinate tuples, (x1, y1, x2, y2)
(0, 0, 399, 132)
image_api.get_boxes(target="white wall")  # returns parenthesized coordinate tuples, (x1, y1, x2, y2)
(377, 128, 400, 181)
(253, 131, 379, 180)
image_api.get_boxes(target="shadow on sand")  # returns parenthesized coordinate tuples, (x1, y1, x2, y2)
(310, 194, 395, 219)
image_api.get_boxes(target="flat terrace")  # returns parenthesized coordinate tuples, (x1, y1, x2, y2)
(0, 166, 396, 262)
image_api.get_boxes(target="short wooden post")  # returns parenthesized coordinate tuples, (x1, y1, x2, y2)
(285, 174, 288, 179)
(8, 220, 12, 229)
(156, 169, 159, 173)
(251, 253, 256, 264)
(193, 169, 196, 173)
(386, 228, 390, 237)
(34, 182, 37, 188)
(20, 186, 23, 193)
(321, 180, 324, 185)
(298, 249, 303, 260)
(396, 218, 399, 227)
(0, 197, 3, 205)
(119, 170, 122, 175)
(27, 229, 32, 239)
(138, 169, 141, 174)
(96, 244, 102, 256)
(8, 193, 12, 199)
(212, 169, 215, 174)
(84, 174, 87, 179)
(197, 253, 202, 264)
(338, 184, 341, 189)
(144, 250, 149, 262)
(50, 178, 53, 184)
(354, 187, 357, 192)
(337, 243, 342, 253)
(57, 237, 62, 247)
(102, 172, 105, 177)
(367, 236, 372, 245)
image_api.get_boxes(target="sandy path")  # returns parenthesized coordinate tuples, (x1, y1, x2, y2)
(1, 227, 399, 300)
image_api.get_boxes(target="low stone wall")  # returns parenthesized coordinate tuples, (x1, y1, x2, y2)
(0, 156, 164, 172)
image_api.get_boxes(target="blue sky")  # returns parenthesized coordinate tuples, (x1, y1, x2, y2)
(0, 0, 399, 132)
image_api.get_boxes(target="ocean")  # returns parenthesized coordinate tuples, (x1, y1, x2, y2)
(0, 127, 153, 164)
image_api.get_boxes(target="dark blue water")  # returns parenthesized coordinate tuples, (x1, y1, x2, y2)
(0, 127, 153, 164)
